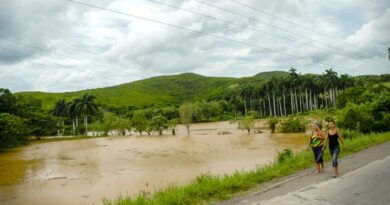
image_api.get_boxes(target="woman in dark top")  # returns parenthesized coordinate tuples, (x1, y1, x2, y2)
(324, 120, 345, 178)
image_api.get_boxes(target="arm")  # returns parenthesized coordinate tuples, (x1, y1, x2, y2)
(337, 128, 346, 147)
(308, 136, 312, 148)
(318, 131, 326, 140)
(323, 132, 329, 147)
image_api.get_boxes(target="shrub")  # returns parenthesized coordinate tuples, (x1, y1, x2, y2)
(232, 116, 255, 134)
(280, 116, 306, 133)
(248, 111, 259, 119)
(276, 148, 293, 164)
(337, 103, 374, 133)
(267, 117, 279, 133)
(340, 129, 361, 139)
(0, 113, 29, 151)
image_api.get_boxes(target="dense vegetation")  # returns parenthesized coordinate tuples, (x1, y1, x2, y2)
(1, 69, 389, 151)
(0, 89, 57, 151)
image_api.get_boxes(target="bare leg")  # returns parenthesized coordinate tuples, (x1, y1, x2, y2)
(320, 162, 325, 173)
(315, 163, 321, 173)
(335, 166, 339, 175)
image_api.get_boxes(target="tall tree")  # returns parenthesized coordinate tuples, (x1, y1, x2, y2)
(288, 67, 299, 114)
(66, 100, 78, 135)
(0, 88, 16, 113)
(53, 99, 67, 135)
(75, 94, 98, 135)
(323, 68, 339, 108)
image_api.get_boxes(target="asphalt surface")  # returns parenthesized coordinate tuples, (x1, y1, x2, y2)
(219, 141, 390, 205)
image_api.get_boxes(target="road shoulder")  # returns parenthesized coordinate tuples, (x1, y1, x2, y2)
(219, 141, 390, 205)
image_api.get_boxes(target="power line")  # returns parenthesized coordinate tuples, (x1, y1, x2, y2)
(67, 0, 340, 69)
(0, 41, 121, 83)
(145, 0, 383, 67)
(229, 0, 383, 59)
(192, 0, 387, 67)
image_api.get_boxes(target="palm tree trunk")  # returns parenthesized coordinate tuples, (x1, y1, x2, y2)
(272, 91, 276, 116)
(309, 90, 312, 111)
(279, 98, 283, 117)
(267, 92, 272, 116)
(72, 119, 76, 135)
(283, 87, 287, 116)
(325, 92, 328, 108)
(294, 88, 298, 113)
(84, 115, 88, 136)
(305, 88, 309, 111)
(250, 96, 253, 111)
(259, 98, 262, 117)
(334, 87, 337, 108)
(299, 88, 303, 112)
(290, 89, 294, 114)
(75, 115, 79, 127)
(62, 120, 65, 135)
(244, 98, 248, 116)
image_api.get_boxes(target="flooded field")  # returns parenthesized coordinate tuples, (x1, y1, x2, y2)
(0, 121, 308, 205)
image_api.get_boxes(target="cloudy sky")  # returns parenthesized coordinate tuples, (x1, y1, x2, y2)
(0, 0, 389, 92)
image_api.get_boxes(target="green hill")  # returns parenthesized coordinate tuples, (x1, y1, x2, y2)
(16, 72, 289, 110)
(13, 71, 390, 110)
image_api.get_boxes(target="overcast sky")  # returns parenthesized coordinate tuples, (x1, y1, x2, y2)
(0, 0, 389, 92)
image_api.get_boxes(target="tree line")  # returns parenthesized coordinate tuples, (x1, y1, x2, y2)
(221, 68, 356, 118)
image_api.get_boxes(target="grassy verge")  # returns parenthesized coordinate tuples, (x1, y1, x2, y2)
(103, 132, 390, 205)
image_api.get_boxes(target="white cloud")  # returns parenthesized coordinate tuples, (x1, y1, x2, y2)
(0, 0, 389, 92)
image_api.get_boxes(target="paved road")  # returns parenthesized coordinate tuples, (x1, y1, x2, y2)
(258, 155, 390, 205)
(220, 141, 390, 205)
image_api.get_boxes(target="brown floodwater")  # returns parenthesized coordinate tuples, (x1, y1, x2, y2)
(0, 121, 308, 205)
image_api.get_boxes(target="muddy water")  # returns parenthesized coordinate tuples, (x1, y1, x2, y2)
(0, 121, 308, 205)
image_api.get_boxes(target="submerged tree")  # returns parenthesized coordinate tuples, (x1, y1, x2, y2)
(179, 103, 195, 136)
(236, 116, 255, 134)
(267, 117, 279, 133)
(132, 110, 148, 135)
(150, 114, 168, 135)
(168, 118, 179, 135)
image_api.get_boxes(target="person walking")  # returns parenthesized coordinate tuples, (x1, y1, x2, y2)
(309, 122, 325, 173)
(324, 120, 346, 178)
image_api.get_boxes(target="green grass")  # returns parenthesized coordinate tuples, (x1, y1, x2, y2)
(103, 132, 390, 205)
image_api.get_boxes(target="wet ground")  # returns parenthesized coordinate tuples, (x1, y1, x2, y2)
(0, 121, 308, 205)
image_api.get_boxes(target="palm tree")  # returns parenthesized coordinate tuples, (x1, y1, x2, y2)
(227, 84, 241, 116)
(265, 80, 274, 116)
(75, 93, 98, 135)
(338, 74, 355, 91)
(66, 100, 78, 135)
(280, 77, 287, 116)
(257, 83, 267, 117)
(53, 99, 67, 135)
(240, 84, 253, 116)
(323, 68, 339, 108)
(270, 77, 278, 116)
(288, 67, 299, 114)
